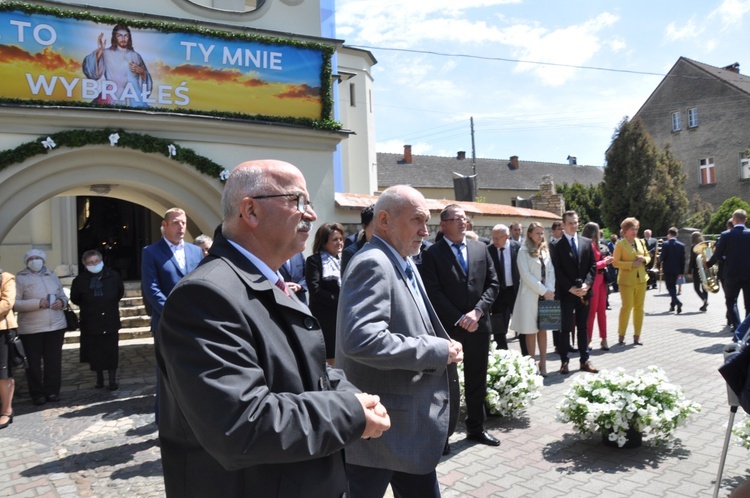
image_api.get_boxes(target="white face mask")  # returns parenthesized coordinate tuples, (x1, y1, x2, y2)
(86, 262, 104, 274)
(27, 259, 44, 272)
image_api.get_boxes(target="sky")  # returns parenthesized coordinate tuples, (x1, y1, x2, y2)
(335, 0, 750, 167)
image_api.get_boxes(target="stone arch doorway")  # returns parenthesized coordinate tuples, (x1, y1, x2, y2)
(0, 145, 223, 273)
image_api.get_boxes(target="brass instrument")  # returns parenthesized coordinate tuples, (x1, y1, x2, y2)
(693, 241, 721, 293)
(655, 238, 663, 292)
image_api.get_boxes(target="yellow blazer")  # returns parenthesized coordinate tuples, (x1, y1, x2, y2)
(613, 238, 651, 286)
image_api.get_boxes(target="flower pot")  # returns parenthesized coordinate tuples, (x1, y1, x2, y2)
(602, 427, 643, 449)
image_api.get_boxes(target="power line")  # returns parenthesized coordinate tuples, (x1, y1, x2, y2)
(350, 45, 668, 77)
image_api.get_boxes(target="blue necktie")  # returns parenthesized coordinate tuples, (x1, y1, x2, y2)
(453, 243, 468, 273)
(405, 263, 429, 318)
(570, 236, 578, 259)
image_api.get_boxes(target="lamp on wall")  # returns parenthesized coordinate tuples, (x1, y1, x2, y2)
(90, 184, 112, 195)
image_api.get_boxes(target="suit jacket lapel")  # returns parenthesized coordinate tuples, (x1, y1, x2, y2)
(440, 239, 466, 276)
(371, 238, 438, 336)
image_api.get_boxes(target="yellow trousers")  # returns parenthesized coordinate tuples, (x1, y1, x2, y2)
(618, 283, 647, 337)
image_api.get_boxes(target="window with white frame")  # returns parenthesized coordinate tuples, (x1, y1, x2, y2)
(699, 157, 715, 185)
(671, 111, 681, 132)
(688, 107, 698, 128)
(741, 152, 750, 180)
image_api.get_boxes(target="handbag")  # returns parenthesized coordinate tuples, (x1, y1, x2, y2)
(7, 330, 28, 369)
(538, 299, 562, 330)
(64, 306, 79, 331)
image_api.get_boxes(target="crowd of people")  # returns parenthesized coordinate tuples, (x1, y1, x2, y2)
(2, 157, 749, 496)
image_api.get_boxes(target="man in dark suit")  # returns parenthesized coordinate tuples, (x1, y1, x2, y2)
(488, 224, 521, 351)
(660, 227, 686, 314)
(279, 251, 307, 303)
(141, 207, 203, 334)
(156, 160, 390, 497)
(341, 204, 375, 274)
(708, 209, 750, 329)
(550, 210, 598, 374)
(421, 204, 500, 447)
(337, 185, 463, 497)
(643, 229, 658, 290)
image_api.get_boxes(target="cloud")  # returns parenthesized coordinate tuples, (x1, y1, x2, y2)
(275, 83, 320, 101)
(153, 61, 268, 87)
(0, 45, 79, 72)
(664, 18, 703, 41)
(709, 0, 750, 28)
(339, 2, 620, 86)
(508, 13, 620, 86)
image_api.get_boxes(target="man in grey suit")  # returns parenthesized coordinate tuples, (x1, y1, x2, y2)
(157, 160, 390, 497)
(337, 185, 463, 498)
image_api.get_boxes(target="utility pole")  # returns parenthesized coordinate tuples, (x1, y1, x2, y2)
(470, 116, 476, 176)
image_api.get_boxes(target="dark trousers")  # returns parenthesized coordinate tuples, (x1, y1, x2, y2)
(20, 328, 65, 399)
(491, 287, 516, 349)
(692, 270, 708, 302)
(346, 463, 440, 498)
(724, 278, 750, 329)
(560, 299, 590, 365)
(664, 273, 682, 307)
(449, 327, 489, 434)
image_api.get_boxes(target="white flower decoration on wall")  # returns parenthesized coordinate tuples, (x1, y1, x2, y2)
(167, 144, 177, 157)
(42, 137, 56, 149)
(219, 169, 231, 181)
(109, 133, 120, 146)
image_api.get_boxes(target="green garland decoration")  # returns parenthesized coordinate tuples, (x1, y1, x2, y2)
(0, 129, 229, 181)
(0, 1, 340, 130)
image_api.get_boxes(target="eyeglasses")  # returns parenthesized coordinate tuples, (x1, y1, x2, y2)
(444, 217, 468, 223)
(252, 193, 313, 213)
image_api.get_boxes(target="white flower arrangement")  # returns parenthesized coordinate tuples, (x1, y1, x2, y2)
(732, 415, 750, 450)
(459, 345, 543, 418)
(556, 366, 701, 447)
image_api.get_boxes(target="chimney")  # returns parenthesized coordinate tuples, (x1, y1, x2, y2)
(722, 62, 740, 73)
(403, 144, 412, 164)
(457, 151, 466, 160)
(567, 155, 577, 165)
(508, 155, 519, 170)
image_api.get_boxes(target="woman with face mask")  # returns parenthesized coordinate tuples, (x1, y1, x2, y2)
(13, 249, 68, 405)
(70, 250, 124, 390)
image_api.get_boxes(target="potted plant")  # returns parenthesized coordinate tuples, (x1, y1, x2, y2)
(459, 345, 543, 418)
(556, 366, 701, 448)
(733, 415, 750, 450)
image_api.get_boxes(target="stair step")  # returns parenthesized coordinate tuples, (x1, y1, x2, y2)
(64, 326, 152, 344)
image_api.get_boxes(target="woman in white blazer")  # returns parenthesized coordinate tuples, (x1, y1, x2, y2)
(510, 223, 555, 376)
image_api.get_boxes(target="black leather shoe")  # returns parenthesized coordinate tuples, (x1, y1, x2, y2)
(466, 431, 500, 447)
(669, 305, 675, 312)
(33, 397, 47, 406)
(442, 441, 451, 455)
(676, 304, 682, 314)
(46, 394, 60, 402)
(700, 301, 708, 312)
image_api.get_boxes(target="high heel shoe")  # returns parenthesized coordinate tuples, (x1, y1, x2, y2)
(0, 411, 14, 429)
(617, 335, 625, 346)
(601, 339, 610, 351)
(538, 362, 548, 378)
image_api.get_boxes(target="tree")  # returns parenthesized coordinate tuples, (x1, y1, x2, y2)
(685, 194, 713, 231)
(706, 197, 750, 234)
(601, 117, 689, 235)
(557, 181, 603, 226)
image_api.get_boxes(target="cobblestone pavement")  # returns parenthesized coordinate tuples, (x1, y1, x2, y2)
(0, 284, 749, 497)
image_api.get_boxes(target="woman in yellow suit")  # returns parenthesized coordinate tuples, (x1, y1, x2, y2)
(613, 217, 651, 346)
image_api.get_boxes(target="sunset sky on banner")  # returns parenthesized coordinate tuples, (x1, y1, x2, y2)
(0, 10, 325, 118)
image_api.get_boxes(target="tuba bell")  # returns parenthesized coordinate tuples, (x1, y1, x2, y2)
(693, 241, 721, 293)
